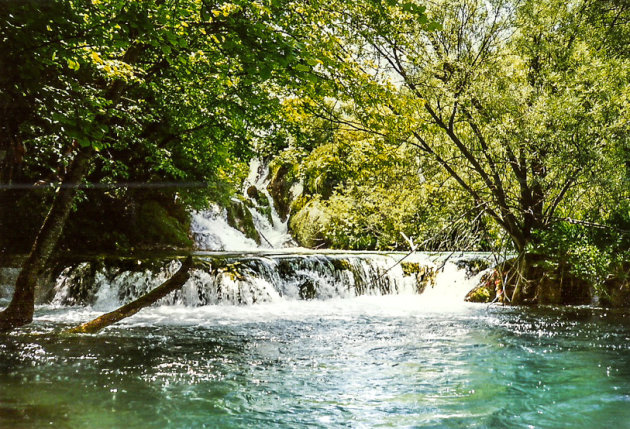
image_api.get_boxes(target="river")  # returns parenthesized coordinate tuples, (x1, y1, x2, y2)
(1, 253, 630, 428)
(2, 160, 629, 428)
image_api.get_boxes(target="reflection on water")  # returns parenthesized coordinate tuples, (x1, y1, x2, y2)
(1, 299, 630, 428)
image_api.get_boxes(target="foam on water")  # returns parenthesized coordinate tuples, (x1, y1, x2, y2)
(43, 253, 484, 327)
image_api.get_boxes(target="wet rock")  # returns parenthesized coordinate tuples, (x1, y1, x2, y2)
(465, 282, 495, 303)
(226, 198, 261, 245)
(267, 162, 294, 222)
(298, 278, 317, 300)
(401, 261, 436, 294)
(246, 185, 259, 200)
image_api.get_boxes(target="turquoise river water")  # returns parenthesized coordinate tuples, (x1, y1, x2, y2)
(1, 296, 630, 428)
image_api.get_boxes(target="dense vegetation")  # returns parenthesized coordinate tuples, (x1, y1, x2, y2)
(282, 0, 630, 304)
(0, 0, 628, 329)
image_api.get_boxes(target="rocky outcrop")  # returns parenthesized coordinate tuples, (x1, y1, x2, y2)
(225, 198, 261, 245)
(288, 199, 330, 248)
(401, 262, 436, 294)
(267, 162, 295, 222)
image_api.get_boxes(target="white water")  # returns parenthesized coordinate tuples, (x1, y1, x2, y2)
(243, 158, 294, 248)
(191, 159, 294, 251)
(48, 253, 486, 325)
(3, 157, 488, 319)
(191, 205, 260, 251)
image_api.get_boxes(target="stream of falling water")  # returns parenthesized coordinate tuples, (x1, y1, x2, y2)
(2, 159, 630, 428)
(190, 158, 294, 251)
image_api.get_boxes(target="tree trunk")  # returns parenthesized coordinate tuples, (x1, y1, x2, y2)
(0, 148, 93, 332)
(65, 257, 192, 334)
(510, 252, 528, 305)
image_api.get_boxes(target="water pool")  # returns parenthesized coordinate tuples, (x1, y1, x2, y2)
(1, 297, 629, 428)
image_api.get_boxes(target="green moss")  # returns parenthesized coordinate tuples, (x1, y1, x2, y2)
(225, 198, 261, 244)
(267, 160, 298, 221)
(217, 262, 246, 281)
(137, 201, 193, 248)
(465, 284, 494, 303)
(290, 194, 310, 216)
(331, 258, 352, 271)
(401, 262, 422, 276)
(400, 262, 436, 294)
(288, 199, 330, 248)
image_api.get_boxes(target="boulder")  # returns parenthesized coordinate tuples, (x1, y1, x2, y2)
(226, 198, 261, 245)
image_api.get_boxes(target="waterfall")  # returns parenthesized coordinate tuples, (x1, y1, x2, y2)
(243, 158, 294, 248)
(191, 205, 260, 251)
(0, 267, 20, 305)
(51, 252, 487, 311)
(191, 159, 294, 251)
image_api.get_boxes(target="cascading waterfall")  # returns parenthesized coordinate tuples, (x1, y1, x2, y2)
(51, 252, 488, 311)
(191, 159, 294, 251)
(1, 158, 489, 311)
(191, 205, 261, 251)
(242, 158, 294, 248)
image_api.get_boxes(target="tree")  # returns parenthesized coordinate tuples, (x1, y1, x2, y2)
(297, 0, 629, 303)
(0, 0, 316, 331)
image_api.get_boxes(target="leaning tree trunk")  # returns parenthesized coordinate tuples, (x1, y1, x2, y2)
(0, 148, 93, 332)
(65, 257, 192, 334)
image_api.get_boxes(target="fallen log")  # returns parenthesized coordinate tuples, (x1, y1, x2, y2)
(65, 256, 193, 334)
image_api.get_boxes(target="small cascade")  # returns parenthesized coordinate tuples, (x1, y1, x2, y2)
(0, 267, 20, 305)
(192, 159, 294, 251)
(51, 253, 485, 311)
(242, 158, 294, 248)
(191, 206, 260, 251)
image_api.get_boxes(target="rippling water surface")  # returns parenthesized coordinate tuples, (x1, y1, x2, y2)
(2, 298, 630, 428)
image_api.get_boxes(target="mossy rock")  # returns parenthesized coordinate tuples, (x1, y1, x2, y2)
(290, 194, 310, 217)
(245, 186, 273, 223)
(288, 200, 330, 248)
(225, 198, 261, 245)
(267, 161, 296, 222)
(401, 262, 436, 294)
(331, 258, 352, 271)
(217, 262, 246, 281)
(246, 185, 260, 201)
(401, 262, 422, 276)
(465, 283, 495, 303)
(299, 278, 317, 300)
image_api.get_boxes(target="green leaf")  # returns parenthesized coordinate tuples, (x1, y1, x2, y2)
(67, 58, 80, 71)
(295, 64, 311, 72)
